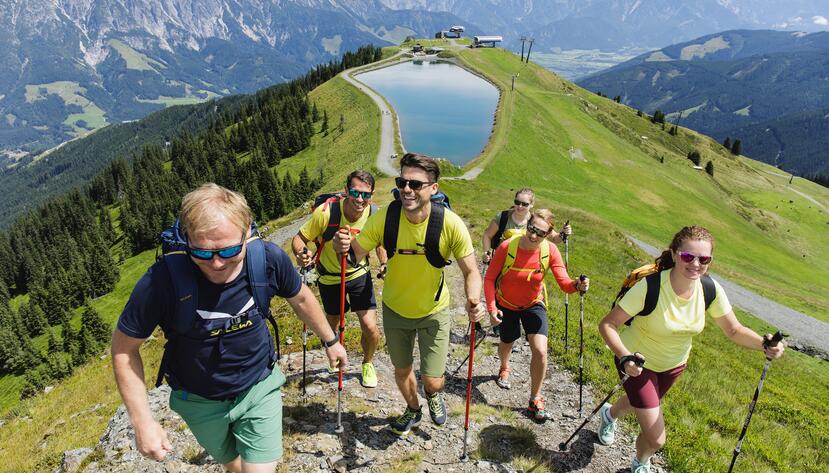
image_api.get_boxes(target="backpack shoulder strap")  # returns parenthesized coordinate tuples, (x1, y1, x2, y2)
(539, 240, 550, 272)
(701, 274, 716, 310)
(638, 271, 662, 316)
(321, 198, 342, 242)
(424, 202, 449, 269)
(156, 253, 197, 387)
(245, 238, 270, 313)
(492, 209, 510, 248)
(384, 200, 403, 259)
(500, 236, 521, 277)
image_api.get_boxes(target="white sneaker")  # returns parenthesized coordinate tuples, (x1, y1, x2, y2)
(631, 457, 651, 473)
(598, 402, 616, 446)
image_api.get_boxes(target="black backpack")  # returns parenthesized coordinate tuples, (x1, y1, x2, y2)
(619, 268, 716, 326)
(384, 189, 452, 300)
(310, 192, 377, 276)
(491, 209, 512, 249)
(154, 219, 281, 387)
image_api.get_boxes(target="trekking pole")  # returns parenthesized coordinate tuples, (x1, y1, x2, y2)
(577, 274, 586, 417)
(452, 326, 488, 375)
(728, 331, 784, 473)
(461, 320, 477, 462)
(562, 220, 570, 351)
(300, 248, 309, 397)
(559, 355, 645, 451)
(334, 253, 347, 435)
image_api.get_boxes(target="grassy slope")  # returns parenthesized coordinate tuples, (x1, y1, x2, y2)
(0, 74, 379, 472)
(460, 48, 829, 321)
(2, 47, 827, 473)
(442, 47, 828, 472)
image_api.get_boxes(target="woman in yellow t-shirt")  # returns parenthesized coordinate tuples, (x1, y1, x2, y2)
(597, 226, 785, 473)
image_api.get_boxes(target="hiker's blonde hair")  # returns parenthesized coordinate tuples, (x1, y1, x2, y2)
(180, 183, 252, 239)
(530, 208, 555, 232)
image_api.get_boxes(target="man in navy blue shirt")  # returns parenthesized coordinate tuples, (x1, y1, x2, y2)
(112, 183, 347, 472)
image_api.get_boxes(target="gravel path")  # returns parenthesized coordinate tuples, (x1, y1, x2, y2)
(341, 61, 404, 177)
(628, 236, 829, 358)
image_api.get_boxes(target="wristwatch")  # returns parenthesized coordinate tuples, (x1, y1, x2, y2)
(323, 336, 339, 348)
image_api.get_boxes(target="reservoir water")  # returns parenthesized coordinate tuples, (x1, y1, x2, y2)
(357, 60, 499, 165)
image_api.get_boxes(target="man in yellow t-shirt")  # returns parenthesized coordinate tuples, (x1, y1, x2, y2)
(291, 170, 387, 388)
(333, 153, 485, 436)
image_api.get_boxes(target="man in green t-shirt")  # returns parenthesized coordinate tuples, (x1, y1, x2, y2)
(333, 153, 485, 436)
(292, 170, 387, 388)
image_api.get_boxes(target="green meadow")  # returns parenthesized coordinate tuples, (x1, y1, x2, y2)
(0, 44, 826, 473)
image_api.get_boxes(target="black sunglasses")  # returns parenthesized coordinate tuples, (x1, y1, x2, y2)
(514, 199, 531, 208)
(526, 223, 550, 238)
(395, 177, 434, 191)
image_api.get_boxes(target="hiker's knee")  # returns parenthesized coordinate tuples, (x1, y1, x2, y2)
(640, 426, 666, 450)
(422, 375, 445, 394)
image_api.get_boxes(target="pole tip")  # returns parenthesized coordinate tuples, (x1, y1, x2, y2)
(334, 425, 344, 434)
(460, 454, 469, 462)
(558, 442, 567, 451)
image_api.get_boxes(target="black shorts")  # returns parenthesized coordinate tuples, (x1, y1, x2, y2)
(318, 272, 377, 315)
(497, 302, 548, 344)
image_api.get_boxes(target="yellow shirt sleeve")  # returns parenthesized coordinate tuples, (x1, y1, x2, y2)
(299, 204, 329, 242)
(444, 210, 474, 261)
(355, 206, 385, 253)
(707, 278, 732, 318)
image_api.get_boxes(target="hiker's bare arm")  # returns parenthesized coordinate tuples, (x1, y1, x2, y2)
(481, 220, 499, 255)
(547, 221, 571, 244)
(112, 329, 172, 460)
(599, 307, 644, 376)
(599, 306, 635, 358)
(714, 311, 784, 359)
(291, 233, 313, 267)
(457, 252, 484, 323)
(332, 226, 369, 261)
(287, 285, 348, 367)
(375, 245, 388, 264)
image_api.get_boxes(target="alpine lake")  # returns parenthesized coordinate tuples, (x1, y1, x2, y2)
(357, 60, 499, 165)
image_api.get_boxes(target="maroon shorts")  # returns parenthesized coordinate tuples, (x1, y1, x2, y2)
(615, 357, 686, 409)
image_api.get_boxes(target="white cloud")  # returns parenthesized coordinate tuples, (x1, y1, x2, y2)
(813, 16, 829, 26)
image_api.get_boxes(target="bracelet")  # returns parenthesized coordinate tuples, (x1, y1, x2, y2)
(323, 336, 339, 348)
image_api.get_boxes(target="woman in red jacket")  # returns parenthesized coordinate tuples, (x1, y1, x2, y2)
(484, 209, 589, 420)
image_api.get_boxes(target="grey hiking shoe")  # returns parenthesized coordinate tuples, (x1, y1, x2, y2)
(426, 391, 447, 426)
(496, 367, 511, 389)
(598, 402, 617, 446)
(390, 406, 422, 436)
(631, 457, 651, 473)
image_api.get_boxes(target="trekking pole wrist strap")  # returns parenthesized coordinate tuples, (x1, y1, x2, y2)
(618, 353, 644, 373)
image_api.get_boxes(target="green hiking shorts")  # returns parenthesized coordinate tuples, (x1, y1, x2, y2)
(169, 367, 286, 465)
(383, 303, 451, 378)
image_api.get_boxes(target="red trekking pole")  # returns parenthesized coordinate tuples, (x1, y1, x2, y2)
(461, 321, 477, 462)
(335, 253, 346, 434)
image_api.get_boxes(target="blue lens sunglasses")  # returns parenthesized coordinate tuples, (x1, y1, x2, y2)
(188, 239, 245, 260)
(347, 188, 373, 200)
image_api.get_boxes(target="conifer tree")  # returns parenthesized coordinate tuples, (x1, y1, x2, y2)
(47, 328, 62, 354)
(731, 139, 742, 156)
(723, 136, 731, 149)
(705, 160, 715, 176)
(339, 114, 345, 133)
(81, 302, 110, 346)
(312, 102, 320, 122)
(21, 302, 48, 338)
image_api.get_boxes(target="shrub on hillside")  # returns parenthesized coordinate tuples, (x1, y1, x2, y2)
(723, 136, 731, 149)
(731, 139, 742, 155)
(687, 150, 701, 166)
(652, 110, 666, 124)
(705, 160, 714, 176)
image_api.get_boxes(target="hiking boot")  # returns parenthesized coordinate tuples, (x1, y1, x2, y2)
(361, 362, 378, 388)
(390, 406, 422, 436)
(426, 391, 447, 426)
(527, 397, 550, 421)
(598, 402, 617, 446)
(496, 367, 511, 389)
(631, 457, 651, 473)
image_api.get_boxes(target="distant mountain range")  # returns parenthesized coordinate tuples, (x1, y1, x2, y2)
(0, 0, 469, 159)
(379, 0, 829, 50)
(577, 29, 829, 177)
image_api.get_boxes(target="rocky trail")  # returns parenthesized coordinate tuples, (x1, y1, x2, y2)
(69, 255, 664, 473)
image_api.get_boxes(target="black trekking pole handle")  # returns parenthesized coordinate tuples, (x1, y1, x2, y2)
(560, 355, 644, 451)
(728, 330, 784, 472)
(560, 219, 570, 243)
